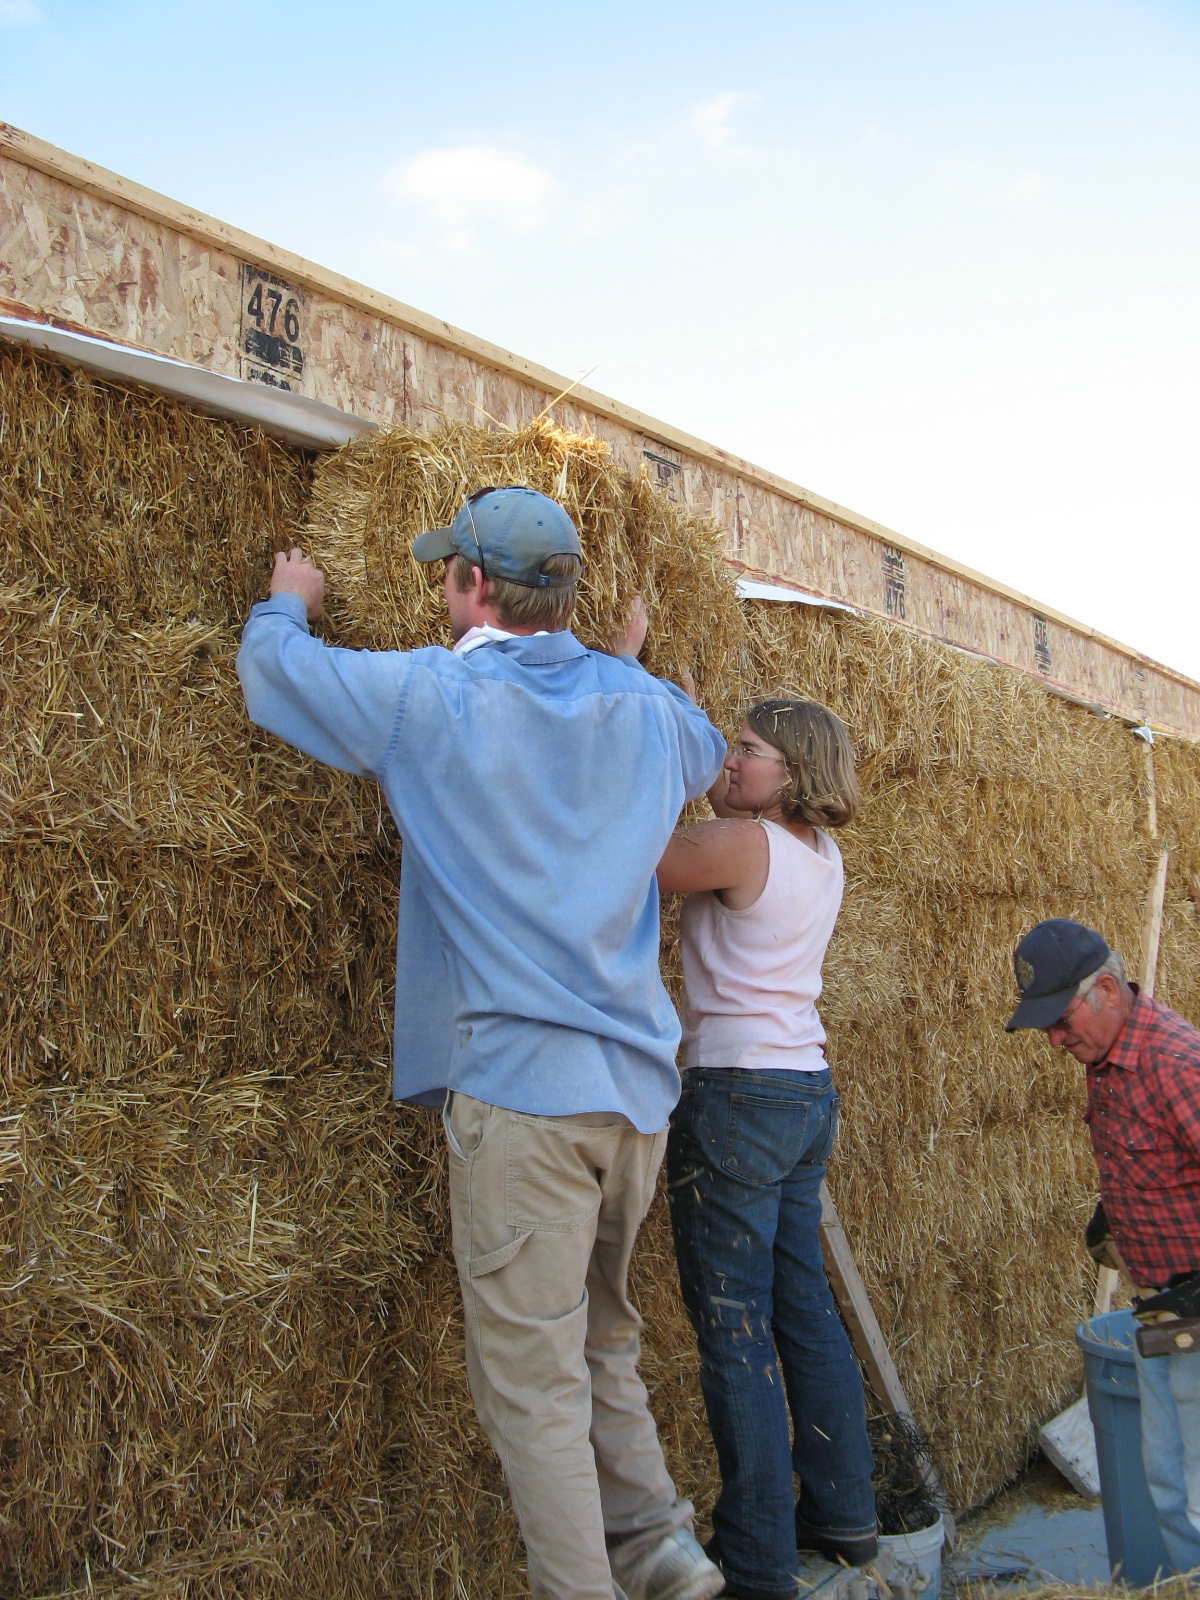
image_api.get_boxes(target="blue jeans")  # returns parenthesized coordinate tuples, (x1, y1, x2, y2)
(1134, 1340, 1200, 1574)
(667, 1068, 876, 1597)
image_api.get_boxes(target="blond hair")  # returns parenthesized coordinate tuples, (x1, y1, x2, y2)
(450, 551, 579, 630)
(746, 698, 861, 828)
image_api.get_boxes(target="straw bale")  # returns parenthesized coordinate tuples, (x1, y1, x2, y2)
(5, 340, 1200, 1596)
(0, 348, 310, 624)
(302, 418, 746, 733)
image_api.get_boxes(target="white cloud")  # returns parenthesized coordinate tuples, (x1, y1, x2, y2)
(1008, 173, 1044, 208)
(687, 91, 755, 150)
(379, 144, 554, 251)
(0, 0, 39, 21)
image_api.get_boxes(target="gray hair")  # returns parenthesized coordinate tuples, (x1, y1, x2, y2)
(1076, 950, 1129, 1011)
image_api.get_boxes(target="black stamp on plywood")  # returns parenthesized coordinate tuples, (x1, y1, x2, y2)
(239, 265, 305, 388)
(883, 546, 906, 619)
(1133, 662, 1148, 716)
(1032, 613, 1052, 675)
(643, 442, 683, 504)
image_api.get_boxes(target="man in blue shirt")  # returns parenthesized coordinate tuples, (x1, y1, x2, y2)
(238, 487, 727, 1600)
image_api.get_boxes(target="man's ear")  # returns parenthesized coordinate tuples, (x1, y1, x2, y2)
(1095, 974, 1121, 1008)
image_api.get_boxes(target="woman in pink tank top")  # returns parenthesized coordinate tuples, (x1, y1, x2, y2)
(657, 698, 876, 1600)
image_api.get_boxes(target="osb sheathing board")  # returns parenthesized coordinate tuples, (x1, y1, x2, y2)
(2, 121, 1199, 738)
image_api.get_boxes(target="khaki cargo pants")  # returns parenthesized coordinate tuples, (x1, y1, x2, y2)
(444, 1092, 694, 1599)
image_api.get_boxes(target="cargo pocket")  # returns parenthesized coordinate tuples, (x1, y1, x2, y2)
(468, 1229, 533, 1278)
(444, 1098, 533, 1277)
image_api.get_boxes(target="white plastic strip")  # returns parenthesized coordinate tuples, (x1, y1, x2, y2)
(0, 315, 378, 452)
(735, 575, 858, 613)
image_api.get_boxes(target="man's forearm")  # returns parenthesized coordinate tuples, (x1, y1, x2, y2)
(237, 599, 405, 781)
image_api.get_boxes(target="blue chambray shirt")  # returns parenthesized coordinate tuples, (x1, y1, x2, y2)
(237, 593, 726, 1132)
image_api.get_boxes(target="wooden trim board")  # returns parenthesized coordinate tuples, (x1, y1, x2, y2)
(1140, 849, 1170, 1001)
(820, 1183, 911, 1415)
(820, 1183, 953, 1533)
(1095, 759, 1169, 1318)
(3, 122, 1198, 737)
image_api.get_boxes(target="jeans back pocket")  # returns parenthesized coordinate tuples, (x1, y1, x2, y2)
(722, 1092, 816, 1185)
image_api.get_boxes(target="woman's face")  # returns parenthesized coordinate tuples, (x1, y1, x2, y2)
(722, 722, 788, 816)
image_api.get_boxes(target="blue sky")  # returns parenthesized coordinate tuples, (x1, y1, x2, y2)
(3, 1, 1198, 679)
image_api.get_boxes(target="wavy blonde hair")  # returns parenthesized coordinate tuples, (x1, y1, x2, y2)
(746, 697, 861, 828)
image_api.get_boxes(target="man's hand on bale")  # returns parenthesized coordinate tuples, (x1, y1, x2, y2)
(608, 593, 648, 659)
(271, 547, 325, 622)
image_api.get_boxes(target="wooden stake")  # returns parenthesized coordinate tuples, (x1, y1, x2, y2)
(1093, 1266, 1119, 1316)
(820, 1182, 955, 1540)
(1143, 739, 1158, 843)
(1139, 846, 1170, 999)
(1095, 745, 1169, 1317)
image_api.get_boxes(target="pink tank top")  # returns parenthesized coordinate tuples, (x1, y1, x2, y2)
(679, 819, 844, 1073)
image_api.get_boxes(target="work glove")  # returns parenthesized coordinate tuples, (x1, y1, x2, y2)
(1133, 1271, 1200, 1326)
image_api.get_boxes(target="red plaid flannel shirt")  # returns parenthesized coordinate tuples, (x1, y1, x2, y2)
(1085, 987, 1200, 1289)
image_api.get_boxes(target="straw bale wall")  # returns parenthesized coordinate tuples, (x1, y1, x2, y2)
(2, 342, 1196, 1597)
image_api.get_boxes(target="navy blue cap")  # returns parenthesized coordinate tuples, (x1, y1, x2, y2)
(411, 487, 582, 588)
(1005, 918, 1112, 1032)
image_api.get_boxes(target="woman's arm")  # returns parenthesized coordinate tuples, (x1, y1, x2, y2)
(657, 818, 769, 908)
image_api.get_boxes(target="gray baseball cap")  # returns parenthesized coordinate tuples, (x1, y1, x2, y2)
(411, 487, 582, 588)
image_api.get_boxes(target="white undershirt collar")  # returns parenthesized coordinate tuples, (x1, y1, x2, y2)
(453, 623, 550, 657)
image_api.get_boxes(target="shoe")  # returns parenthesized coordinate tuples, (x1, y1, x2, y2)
(618, 1527, 727, 1600)
(794, 1513, 878, 1567)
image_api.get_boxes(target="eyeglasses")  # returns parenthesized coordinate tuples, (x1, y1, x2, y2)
(732, 741, 786, 764)
(1048, 991, 1087, 1034)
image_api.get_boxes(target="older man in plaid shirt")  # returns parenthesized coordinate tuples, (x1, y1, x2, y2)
(1007, 917, 1200, 1575)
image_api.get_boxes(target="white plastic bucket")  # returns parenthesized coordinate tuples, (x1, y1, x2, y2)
(878, 1514, 946, 1600)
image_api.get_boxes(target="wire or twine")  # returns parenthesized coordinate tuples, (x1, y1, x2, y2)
(868, 1411, 943, 1535)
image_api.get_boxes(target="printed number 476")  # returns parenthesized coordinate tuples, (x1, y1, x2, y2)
(246, 281, 300, 344)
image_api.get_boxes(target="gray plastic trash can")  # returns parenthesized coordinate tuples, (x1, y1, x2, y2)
(1076, 1309, 1171, 1584)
